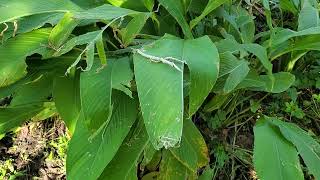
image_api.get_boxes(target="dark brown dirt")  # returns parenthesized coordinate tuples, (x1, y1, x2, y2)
(0, 118, 67, 180)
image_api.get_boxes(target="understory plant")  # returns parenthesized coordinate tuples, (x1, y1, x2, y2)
(0, 0, 320, 179)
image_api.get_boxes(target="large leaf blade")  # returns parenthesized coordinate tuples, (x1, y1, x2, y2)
(0, 0, 81, 23)
(272, 119, 320, 180)
(0, 28, 51, 87)
(133, 38, 184, 149)
(253, 117, 304, 180)
(66, 90, 138, 180)
(158, 0, 193, 38)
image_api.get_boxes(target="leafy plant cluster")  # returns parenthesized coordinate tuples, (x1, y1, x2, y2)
(0, 0, 320, 179)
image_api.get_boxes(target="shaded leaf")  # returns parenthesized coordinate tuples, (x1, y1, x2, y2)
(169, 119, 209, 172)
(0, 104, 45, 135)
(253, 117, 304, 180)
(190, 0, 228, 29)
(0, 28, 51, 87)
(0, 0, 81, 23)
(67, 90, 138, 180)
(53, 71, 81, 134)
(272, 119, 320, 180)
(298, 0, 319, 31)
(99, 119, 149, 180)
(158, 0, 193, 38)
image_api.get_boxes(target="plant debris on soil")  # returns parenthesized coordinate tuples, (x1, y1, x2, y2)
(0, 118, 68, 180)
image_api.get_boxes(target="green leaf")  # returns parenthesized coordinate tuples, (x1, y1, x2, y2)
(219, 52, 249, 93)
(169, 119, 209, 172)
(98, 119, 149, 180)
(184, 36, 220, 116)
(0, 28, 51, 88)
(9, 75, 53, 106)
(272, 119, 320, 180)
(67, 90, 138, 180)
(242, 43, 272, 74)
(53, 72, 81, 134)
(133, 39, 184, 149)
(159, 150, 196, 180)
(53, 30, 101, 57)
(95, 35, 107, 66)
(204, 93, 230, 112)
(158, 0, 193, 38)
(0, 0, 81, 23)
(111, 57, 134, 97)
(253, 117, 304, 180)
(133, 36, 218, 149)
(298, 0, 319, 31)
(80, 60, 113, 132)
(190, 0, 228, 29)
(0, 104, 45, 135)
(256, 72, 295, 93)
(121, 13, 151, 47)
(72, 4, 138, 20)
(1, 13, 63, 42)
(143, 0, 155, 11)
(106, 0, 151, 11)
(49, 12, 80, 49)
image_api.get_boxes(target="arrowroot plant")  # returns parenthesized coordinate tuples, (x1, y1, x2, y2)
(0, 0, 320, 179)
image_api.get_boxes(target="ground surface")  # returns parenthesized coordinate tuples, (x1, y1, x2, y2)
(0, 118, 68, 180)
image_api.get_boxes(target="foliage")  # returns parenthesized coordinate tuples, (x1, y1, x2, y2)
(0, 0, 320, 179)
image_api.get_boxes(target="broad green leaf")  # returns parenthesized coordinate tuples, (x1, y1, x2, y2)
(0, 28, 51, 88)
(111, 57, 134, 97)
(256, 72, 295, 93)
(53, 72, 80, 134)
(184, 36, 219, 116)
(72, 4, 138, 20)
(242, 43, 272, 74)
(133, 39, 184, 149)
(121, 13, 151, 47)
(0, 104, 45, 135)
(158, 0, 193, 38)
(216, 38, 272, 75)
(31, 102, 57, 121)
(253, 118, 304, 180)
(190, 0, 228, 29)
(53, 30, 101, 57)
(80, 60, 113, 132)
(298, 0, 319, 31)
(269, 27, 320, 49)
(216, 7, 255, 43)
(204, 93, 230, 112)
(1, 13, 63, 42)
(143, 0, 155, 11)
(71, 0, 105, 9)
(49, 12, 80, 49)
(271, 34, 320, 60)
(80, 57, 134, 132)
(279, 0, 298, 14)
(134, 36, 218, 149)
(9, 75, 53, 106)
(0, 0, 81, 23)
(272, 119, 320, 180)
(219, 52, 249, 93)
(159, 150, 196, 180)
(169, 119, 209, 172)
(106, 0, 151, 11)
(236, 70, 266, 90)
(223, 60, 249, 93)
(67, 90, 138, 180)
(99, 119, 149, 180)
